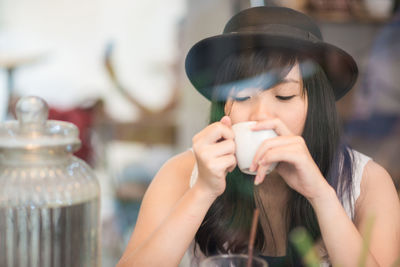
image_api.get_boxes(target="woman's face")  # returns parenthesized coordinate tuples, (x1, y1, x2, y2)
(224, 63, 308, 136)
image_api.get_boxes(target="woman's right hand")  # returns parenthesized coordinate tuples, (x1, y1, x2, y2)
(191, 116, 237, 198)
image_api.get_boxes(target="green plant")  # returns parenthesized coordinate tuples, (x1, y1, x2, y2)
(290, 227, 320, 267)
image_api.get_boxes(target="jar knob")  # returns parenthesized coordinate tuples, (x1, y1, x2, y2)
(16, 96, 49, 133)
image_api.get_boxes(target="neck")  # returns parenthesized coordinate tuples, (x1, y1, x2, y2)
(254, 171, 291, 216)
(257, 171, 289, 195)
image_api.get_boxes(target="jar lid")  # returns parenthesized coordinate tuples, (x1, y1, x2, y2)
(0, 96, 81, 151)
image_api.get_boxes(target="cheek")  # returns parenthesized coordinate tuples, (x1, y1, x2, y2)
(227, 103, 251, 124)
(286, 114, 306, 135)
(280, 103, 307, 135)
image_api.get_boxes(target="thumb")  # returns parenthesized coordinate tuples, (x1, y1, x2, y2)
(220, 116, 232, 127)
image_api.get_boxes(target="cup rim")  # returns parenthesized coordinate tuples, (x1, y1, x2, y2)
(200, 253, 267, 264)
(232, 121, 257, 127)
(232, 121, 277, 134)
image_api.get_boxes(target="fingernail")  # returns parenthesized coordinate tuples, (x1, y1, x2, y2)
(249, 163, 255, 172)
(254, 175, 260, 185)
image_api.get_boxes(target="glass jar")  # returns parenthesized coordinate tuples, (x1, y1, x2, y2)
(0, 96, 100, 267)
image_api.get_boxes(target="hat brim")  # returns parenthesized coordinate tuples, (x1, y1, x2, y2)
(185, 33, 358, 101)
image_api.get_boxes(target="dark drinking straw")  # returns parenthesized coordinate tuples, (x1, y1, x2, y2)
(247, 209, 260, 267)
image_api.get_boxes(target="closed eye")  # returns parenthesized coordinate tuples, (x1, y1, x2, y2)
(276, 95, 295, 101)
(233, 96, 251, 102)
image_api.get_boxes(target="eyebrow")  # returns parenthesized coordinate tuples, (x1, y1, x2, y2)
(280, 78, 300, 83)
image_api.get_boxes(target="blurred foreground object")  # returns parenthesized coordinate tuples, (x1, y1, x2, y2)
(0, 96, 101, 267)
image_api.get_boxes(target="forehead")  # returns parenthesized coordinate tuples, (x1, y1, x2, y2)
(285, 63, 301, 80)
(232, 63, 302, 94)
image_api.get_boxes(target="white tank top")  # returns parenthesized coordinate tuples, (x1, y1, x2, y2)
(183, 149, 371, 266)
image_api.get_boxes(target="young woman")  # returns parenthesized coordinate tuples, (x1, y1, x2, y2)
(117, 6, 400, 267)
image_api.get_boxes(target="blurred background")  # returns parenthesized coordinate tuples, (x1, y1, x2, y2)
(0, 0, 399, 265)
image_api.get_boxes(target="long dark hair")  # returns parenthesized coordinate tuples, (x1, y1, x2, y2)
(194, 49, 354, 262)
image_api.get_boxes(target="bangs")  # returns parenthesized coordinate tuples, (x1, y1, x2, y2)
(212, 49, 315, 101)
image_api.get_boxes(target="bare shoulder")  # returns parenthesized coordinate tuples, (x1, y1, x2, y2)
(124, 150, 196, 253)
(355, 159, 400, 225)
(139, 149, 195, 206)
(358, 160, 398, 202)
(354, 160, 400, 264)
(140, 150, 196, 205)
(149, 149, 196, 191)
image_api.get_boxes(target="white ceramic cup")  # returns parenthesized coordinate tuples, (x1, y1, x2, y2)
(232, 121, 278, 175)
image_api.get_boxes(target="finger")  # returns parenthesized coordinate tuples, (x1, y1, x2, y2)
(227, 164, 236, 173)
(251, 136, 303, 171)
(213, 154, 237, 175)
(220, 116, 232, 127)
(195, 122, 235, 145)
(206, 138, 235, 158)
(258, 144, 302, 167)
(254, 164, 270, 186)
(251, 118, 293, 136)
(254, 145, 296, 186)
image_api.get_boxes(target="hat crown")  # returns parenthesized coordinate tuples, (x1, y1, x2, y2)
(185, 6, 358, 101)
(223, 6, 323, 41)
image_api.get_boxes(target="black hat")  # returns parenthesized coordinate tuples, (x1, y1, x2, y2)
(185, 6, 358, 101)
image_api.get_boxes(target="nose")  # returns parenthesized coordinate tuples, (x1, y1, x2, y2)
(249, 98, 274, 122)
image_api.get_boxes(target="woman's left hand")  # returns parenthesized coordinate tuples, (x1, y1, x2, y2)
(250, 118, 331, 201)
